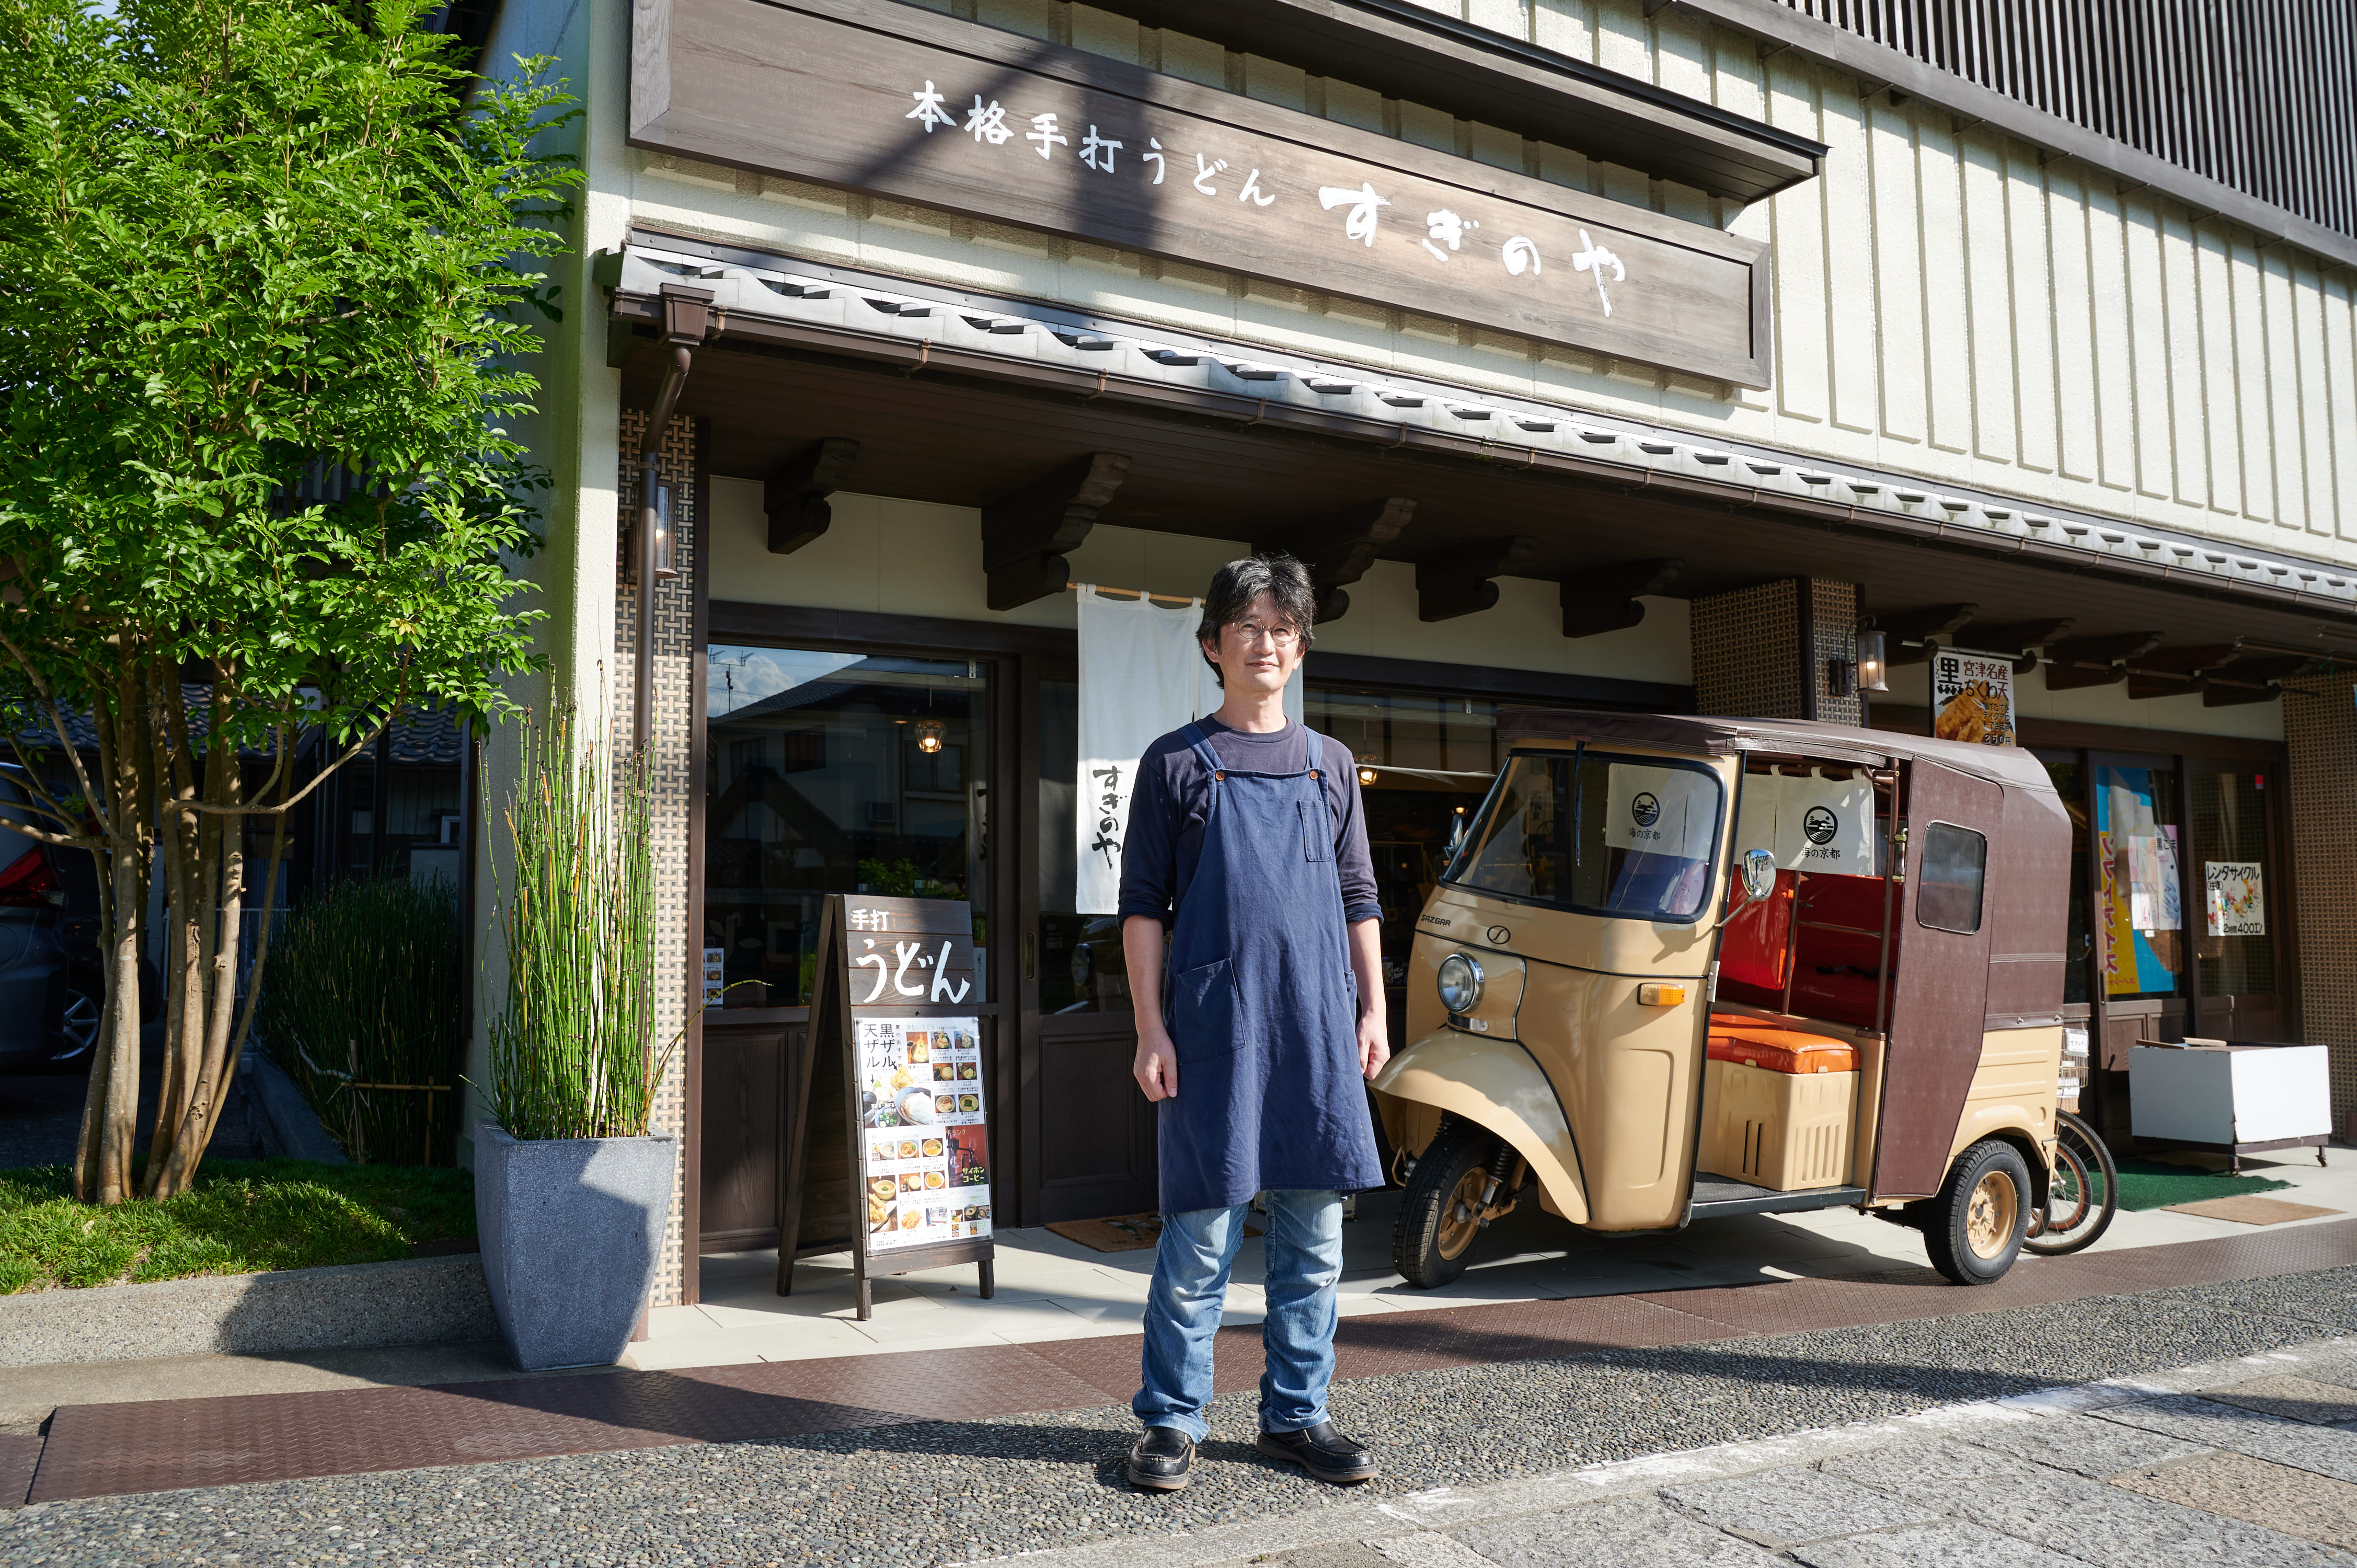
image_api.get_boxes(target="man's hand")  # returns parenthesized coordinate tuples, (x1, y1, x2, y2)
(1134, 1019, 1179, 1101)
(1358, 1008, 1391, 1082)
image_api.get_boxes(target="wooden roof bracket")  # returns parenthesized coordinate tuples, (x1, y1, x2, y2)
(765, 437, 862, 556)
(1256, 496, 1416, 625)
(1416, 536, 1537, 622)
(981, 453, 1131, 611)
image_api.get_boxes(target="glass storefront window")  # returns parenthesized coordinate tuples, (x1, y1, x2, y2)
(705, 647, 988, 1008)
(2037, 756, 2096, 1006)
(2094, 764, 2183, 1000)
(2191, 768, 2275, 1000)
(1307, 690, 1502, 986)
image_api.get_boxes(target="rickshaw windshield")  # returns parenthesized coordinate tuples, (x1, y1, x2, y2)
(1447, 749, 1724, 922)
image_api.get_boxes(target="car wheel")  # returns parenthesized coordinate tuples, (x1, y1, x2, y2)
(54, 987, 101, 1062)
(1390, 1114, 1501, 1289)
(1924, 1138, 2031, 1285)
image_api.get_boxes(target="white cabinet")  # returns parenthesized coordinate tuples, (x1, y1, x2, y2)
(2129, 1042, 2331, 1167)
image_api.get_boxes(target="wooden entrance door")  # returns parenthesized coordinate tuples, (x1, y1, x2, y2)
(1021, 659, 1158, 1221)
(1873, 760, 2003, 1200)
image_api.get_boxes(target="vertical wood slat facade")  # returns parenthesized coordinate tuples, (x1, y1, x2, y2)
(1774, 0, 2357, 240)
(833, 0, 2357, 560)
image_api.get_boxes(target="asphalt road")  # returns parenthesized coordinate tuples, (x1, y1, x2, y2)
(5, 1263, 2353, 1566)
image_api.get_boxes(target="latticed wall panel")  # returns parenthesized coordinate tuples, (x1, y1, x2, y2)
(1807, 578, 1864, 729)
(2281, 672, 2357, 1138)
(1693, 580, 1803, 719)
(615, 410, 698, 1308)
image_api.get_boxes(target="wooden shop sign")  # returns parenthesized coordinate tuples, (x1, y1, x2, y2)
(630, 0, 1774, 386)
(776, 893, 994, 1317)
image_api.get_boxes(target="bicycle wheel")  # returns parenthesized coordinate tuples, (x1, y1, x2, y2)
(2022, 1109, 2117, 1255)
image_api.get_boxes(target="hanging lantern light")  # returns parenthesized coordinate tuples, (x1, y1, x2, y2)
(1856, 629, 1890, 693)
(915, 719, 946, 755)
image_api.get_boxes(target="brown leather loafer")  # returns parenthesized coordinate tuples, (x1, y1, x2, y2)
(1124, 1426, 1195, 1491)
(1256, 1420, 1378, 1484)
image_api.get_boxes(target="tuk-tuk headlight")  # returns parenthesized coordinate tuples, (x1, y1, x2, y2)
(1437, 952, 1484, 1016)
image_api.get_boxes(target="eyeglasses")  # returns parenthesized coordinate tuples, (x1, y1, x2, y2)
(1229, 620, 1302, 648)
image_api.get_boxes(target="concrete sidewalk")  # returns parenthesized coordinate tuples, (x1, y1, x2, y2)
(626, 1145, 2356, 1373)
(985, 1336, 2357, 1568)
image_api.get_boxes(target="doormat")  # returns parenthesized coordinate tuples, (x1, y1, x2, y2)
(2161, 1195, 2340, 1226)
(1045, 1214, 1261, 1253)
(2112, 1157, 2291, 1210)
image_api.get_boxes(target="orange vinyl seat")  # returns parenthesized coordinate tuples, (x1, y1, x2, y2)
(1706, 1019, 1858, 1076)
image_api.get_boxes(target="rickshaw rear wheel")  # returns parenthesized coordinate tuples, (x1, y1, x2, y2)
(1923, 1139, 2031, 1286)
(1393, 1115, 1499, 1289)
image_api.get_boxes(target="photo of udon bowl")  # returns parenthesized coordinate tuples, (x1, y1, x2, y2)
(896, 1087, 938, 1124)
(958, 1063, 978, 1080)
(958, 1094, 980, 1113)
(935, 1094, 957, 1114)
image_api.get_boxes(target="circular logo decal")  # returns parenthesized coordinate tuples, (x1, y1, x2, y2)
(1486, 925, 1512, 946)
(1803, 806, 1839, 846)
(1631, 792, 1661, 827)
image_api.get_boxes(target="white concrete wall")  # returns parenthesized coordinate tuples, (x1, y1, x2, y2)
(464, 0, 637, 1168)
(626, 0, 2357, 566)
(707, 481, 1692, 687)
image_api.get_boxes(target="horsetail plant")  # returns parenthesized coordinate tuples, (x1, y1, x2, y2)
(487, 704, 665, 1142)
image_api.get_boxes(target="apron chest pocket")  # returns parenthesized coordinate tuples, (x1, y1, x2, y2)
(1169, 958, 1239, 1063)
(1300, 799, 1331, 862)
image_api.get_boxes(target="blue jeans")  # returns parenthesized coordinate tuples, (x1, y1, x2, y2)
(1133, 1190, 1343, 1442)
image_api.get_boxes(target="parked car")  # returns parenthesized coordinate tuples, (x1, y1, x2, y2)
(0, 764, 162, 1073)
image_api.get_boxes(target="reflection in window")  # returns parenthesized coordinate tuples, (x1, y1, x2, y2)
(2038, 756, 2095, 1006)
(705, 648, 987, 1008)
(1915, 823, 1987, 933)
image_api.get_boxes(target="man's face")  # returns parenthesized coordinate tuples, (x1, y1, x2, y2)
(1204, 591, 1304, 696)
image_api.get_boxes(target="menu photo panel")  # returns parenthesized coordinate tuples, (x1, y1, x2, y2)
(855, 1016, 992, 1252)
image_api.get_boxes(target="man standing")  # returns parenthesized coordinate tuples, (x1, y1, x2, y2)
(1115, 552, 1389, 1492)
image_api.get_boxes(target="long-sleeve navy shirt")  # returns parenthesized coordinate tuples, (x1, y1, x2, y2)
(1115, 718, 1382, 929)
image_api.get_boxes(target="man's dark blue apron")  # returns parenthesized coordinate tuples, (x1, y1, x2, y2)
(1157, 724, 1384, 1214)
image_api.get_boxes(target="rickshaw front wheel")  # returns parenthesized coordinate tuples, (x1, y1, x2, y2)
(1393, 1114, 1500, 1289)
(1923, 1139, 2032, 1286)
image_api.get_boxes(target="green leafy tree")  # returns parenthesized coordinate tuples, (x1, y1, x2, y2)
(0, 0, 573, 1202)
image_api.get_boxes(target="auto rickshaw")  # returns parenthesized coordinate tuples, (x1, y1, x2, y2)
(1373, 710, 2070, 1288)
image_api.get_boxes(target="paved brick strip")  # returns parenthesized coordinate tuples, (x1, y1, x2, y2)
(13, 1218, 2356, 1508)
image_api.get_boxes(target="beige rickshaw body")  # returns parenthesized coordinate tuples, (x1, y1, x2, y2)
(1374, 715, 2067, 1236)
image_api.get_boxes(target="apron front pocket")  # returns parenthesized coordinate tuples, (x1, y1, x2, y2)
(1169, 958, 1240, 1063)
(1299, 799, 1332, 862)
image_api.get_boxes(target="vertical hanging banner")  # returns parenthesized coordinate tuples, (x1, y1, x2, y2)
(1074, 587, 1302, 914)
(1929, 648, 2017, 746)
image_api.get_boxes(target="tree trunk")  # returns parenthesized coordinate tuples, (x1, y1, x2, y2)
(72, 659, 150, 1206)
(149, 711, 252, 1201)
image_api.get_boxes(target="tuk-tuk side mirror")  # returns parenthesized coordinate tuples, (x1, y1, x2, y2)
(1735, 848, 1776, 909)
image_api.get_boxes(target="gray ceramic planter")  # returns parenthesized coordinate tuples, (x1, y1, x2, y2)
(475, 1122, 676, 1371)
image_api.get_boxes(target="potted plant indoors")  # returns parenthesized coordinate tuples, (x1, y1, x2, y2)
(476, 704, 677, 1370)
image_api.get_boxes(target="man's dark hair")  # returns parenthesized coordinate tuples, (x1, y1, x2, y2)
(1198, 552, 1317, 685)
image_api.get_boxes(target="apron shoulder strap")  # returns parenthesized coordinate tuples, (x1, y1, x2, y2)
(1179, 722, 1223, 773)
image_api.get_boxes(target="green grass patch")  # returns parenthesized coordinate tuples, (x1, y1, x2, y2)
(2110, 1156, 2292, 1212)
(0, 1159, 475, 1294)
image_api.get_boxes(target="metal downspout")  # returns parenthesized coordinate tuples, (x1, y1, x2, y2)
(633, 283, 714, 756)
